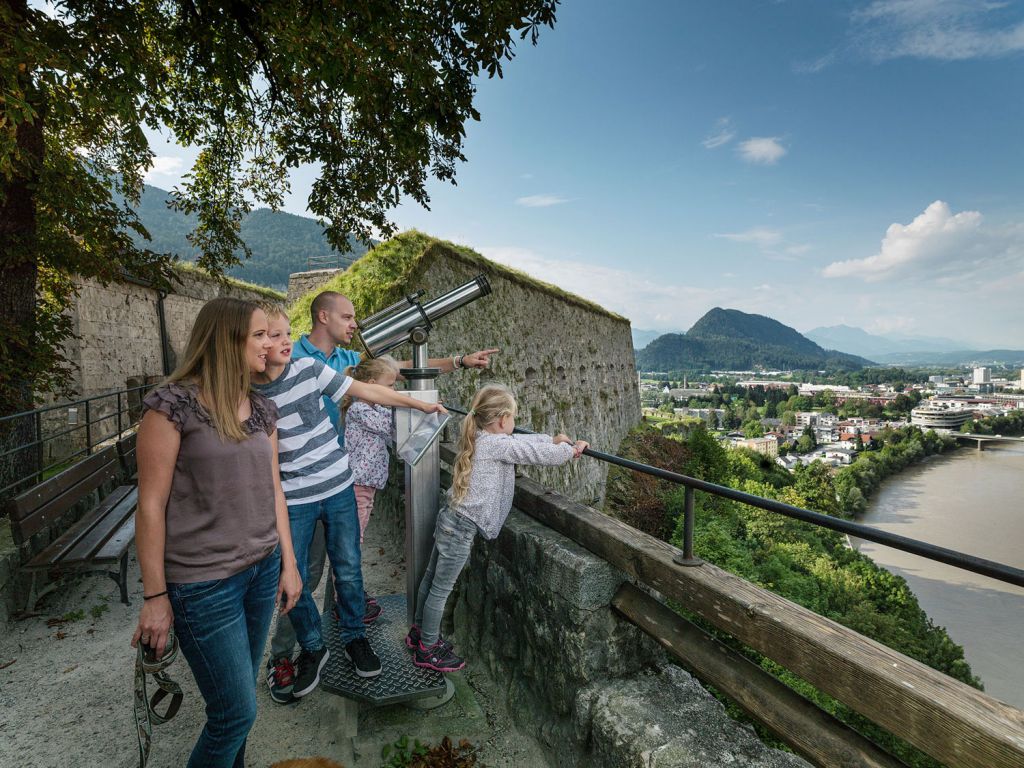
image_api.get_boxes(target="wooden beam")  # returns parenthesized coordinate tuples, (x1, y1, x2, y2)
(508, 473, 1024, 768)
(612, 583, 906, 768)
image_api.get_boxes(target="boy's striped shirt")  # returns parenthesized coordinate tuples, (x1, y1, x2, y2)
(253, 357, 353, 505)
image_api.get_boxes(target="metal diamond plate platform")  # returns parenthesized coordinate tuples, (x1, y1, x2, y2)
(320, 593, 447, 705)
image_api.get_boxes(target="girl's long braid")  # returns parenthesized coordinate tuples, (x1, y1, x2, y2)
(450, 384, 517, 504)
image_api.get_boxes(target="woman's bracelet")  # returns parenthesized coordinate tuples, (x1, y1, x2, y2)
(454, 354, 464, 369)
(143, 590, 168, 601)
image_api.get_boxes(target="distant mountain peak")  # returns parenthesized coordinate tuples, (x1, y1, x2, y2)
(636, 308, 872, 371)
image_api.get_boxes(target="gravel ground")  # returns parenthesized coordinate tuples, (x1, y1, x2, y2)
(0, 515, 550, 768)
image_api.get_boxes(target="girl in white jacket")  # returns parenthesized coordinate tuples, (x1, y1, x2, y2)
(407, 383, 587, 672)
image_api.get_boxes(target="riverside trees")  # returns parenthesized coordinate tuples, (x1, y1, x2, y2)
(0, 0, 559, 418)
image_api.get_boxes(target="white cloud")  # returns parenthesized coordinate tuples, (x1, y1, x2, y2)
(792, 52, 836, 74)
(144, 155, 185, 181)
(515, 194, 569, 208)
(822, 200, 1000, 281)
(737, 137, 787, 165)
(852, 0, 1024, 61)
(714, 227, 783, 247)
(702, 118, 736, 149)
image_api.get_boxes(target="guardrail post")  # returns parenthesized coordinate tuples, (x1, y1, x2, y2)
(116, 391, 123, 438)
(34, 411, 43, 484)
(673, 486, 703, 567)
(84, 400, 92, 454)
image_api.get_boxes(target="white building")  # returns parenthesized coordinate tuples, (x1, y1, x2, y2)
(735, 435, 779, 458)
(973, 367, 991, 385)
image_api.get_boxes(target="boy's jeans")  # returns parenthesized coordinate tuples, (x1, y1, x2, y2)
(287, 484, 366, 648)
(169, 547, 280, 768)
(415, 506, 478, 647)
(269, 521, 327, 660)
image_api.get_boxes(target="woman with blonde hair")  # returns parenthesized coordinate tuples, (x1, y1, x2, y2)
(131, 297, 302, 768)
(407, 384, 588, 672)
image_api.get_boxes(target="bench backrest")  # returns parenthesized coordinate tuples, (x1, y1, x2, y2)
(4, 446, 120, 545)
(117, 432, 137, 477)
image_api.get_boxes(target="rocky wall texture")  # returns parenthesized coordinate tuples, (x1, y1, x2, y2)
(286, 267, 341, 305)
(449, 499, 810, 768)
(289, 233, 642, 504)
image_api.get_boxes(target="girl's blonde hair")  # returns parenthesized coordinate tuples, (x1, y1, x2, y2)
(167, 297, 263, 442)
(341, 355, 401, 412)
(451, 384, 518, 504)
(259, 301, 288, 322)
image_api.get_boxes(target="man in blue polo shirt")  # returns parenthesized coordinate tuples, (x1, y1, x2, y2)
(266, 289, 497, 702)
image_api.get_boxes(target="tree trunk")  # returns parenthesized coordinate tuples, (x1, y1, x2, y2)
(0, 0, 44, 497)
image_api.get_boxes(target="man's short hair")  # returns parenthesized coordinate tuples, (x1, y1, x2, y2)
(310, 291, 343, 328)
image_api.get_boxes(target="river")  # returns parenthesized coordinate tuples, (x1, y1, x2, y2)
(851, 441, 1024, 708)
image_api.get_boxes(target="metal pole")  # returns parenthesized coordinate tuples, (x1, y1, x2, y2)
(34, 412, 43, 485)
(401, 334, 442, 624)
(673, 487, 702, 566)
(84, 400, 92, 454)
(116, 391, 123, 438)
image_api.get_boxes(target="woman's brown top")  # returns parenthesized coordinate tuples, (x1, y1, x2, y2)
(142, 382, 279, 583)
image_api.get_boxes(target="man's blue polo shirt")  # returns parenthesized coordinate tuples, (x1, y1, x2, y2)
(292, 334, 362, 442)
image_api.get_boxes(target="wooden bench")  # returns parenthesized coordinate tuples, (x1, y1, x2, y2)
(5, 445, 138, 610)
(117, 431, 138, 480)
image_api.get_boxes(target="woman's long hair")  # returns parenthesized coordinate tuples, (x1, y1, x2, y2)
(167, 297, 261, 442)
(341, 355, 401, 413)
(451, 384, 518, 504)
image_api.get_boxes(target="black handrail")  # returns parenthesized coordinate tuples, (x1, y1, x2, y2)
(444, 405, 1024, 589)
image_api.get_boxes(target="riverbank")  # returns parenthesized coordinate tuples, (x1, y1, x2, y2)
(851, 442, 1024, 709)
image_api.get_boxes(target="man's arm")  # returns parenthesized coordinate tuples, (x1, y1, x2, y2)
(396, 348, 500, 374)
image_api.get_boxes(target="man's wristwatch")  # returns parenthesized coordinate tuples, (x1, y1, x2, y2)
(454, 354, 464, 369)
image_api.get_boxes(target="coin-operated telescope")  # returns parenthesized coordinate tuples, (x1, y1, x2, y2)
(355, 275, 492, 625)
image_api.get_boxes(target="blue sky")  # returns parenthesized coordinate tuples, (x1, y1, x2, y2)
(143, 0, 1024, 348)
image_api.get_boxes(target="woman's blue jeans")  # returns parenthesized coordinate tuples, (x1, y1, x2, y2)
(169, 547, 280, 768)
(287, 484, 365, 648)
(414, 506, 478, 646)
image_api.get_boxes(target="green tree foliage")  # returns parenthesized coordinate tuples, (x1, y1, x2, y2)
(0, 0, 559, 414)
(607, 425, 979, 767)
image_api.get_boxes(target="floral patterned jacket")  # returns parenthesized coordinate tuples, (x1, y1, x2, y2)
(345, 401, 393, 489)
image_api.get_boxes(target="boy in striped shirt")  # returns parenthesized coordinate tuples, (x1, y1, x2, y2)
(253, 307, 446, 697)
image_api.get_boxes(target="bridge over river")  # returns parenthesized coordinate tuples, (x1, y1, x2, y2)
(953, 432, 1024, 450)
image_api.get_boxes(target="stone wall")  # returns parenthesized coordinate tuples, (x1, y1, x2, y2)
(290, 241, 642, 504)
(38, 268, 284, 464)
(287, 267, 341, 305)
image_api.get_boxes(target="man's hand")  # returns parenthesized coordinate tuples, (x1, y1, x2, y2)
(462, 348, 499, 369)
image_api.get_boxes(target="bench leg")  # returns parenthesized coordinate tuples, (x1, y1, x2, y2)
(24, 572, 59, 614)
(108, 554, 130, 606)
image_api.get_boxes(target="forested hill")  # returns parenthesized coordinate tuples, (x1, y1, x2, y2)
(636, 307, 873, 371)
(126, 184, 369, 289)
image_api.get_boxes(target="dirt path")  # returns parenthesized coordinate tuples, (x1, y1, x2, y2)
(0, 514, 549, 767)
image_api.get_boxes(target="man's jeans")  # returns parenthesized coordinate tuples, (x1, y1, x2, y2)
(414, 506, 478, 647)
(287, 484, 366, 648)
(169, 547, 280, 768)
(269, 521, 327, 659)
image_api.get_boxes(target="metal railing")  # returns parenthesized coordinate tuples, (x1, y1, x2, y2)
(444, 405, 1024, 589)
(0, 384, 149, 500)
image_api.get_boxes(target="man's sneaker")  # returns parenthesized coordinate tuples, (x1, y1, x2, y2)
(292, 646, 330, 698)
(265, 655, 296, 704)
(344, 637, 382, 678)
(404, 625, 453, 652)
(413, 639, 466, 673)
(363, 593, 382, 624)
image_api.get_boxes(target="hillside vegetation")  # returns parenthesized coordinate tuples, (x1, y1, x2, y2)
(637, 308, 872, 372)
(126, 184, 368, 289)
(605, 424, 977, 767)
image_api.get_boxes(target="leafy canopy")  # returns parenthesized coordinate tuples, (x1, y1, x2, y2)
(0, 0, 559, 404)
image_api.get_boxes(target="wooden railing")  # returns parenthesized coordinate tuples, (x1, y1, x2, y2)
(439, 441, 1024, 768)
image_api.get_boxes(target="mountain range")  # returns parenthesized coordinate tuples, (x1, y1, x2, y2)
(635, 308, 873, 372)
(125, 184, 367, 289)
(804, 325, 1024, 366)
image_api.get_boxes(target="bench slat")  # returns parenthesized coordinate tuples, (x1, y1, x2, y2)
(61, 487, 138, 564)
(11, 461, 120, 545)
(25, 486, 136, 568)
(116, 433, 137, 477)
(7, 448, 118, 519)
(94, 508, 136, 563)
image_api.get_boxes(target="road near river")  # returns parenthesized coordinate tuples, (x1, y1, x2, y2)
(851, 442, 1024, 709)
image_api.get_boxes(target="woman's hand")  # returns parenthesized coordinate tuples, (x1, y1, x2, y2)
(572, 440, 590, 458)
(131, 595, 174, 659)
(277, 564, 302, 615)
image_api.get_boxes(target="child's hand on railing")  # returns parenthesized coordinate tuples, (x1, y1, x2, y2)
(553, 433, 573, 445)
(572, 440, 589, 458)
(422, 402, 449, 415)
